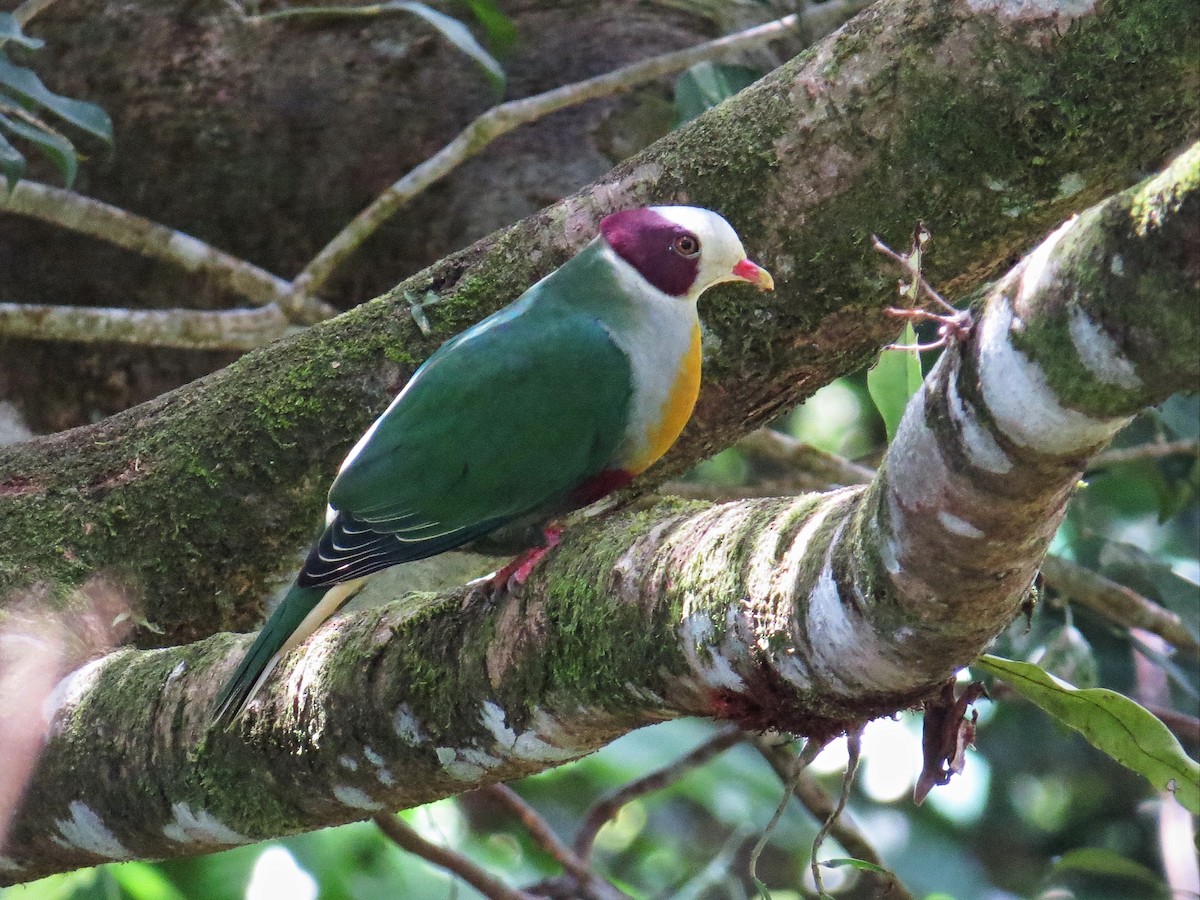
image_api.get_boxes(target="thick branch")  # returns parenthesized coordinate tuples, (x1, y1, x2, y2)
(5, 131, 1195, 885)
(2, 0, 1194, 650)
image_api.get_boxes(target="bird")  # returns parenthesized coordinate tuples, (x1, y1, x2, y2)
(213, 206, 774, 724)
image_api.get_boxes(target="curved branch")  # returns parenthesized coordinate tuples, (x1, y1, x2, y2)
(4, 138, 1197, 881)
(3, 0, 1193, 649)
(288, 3, 861, 298)
(0, 181, 335, 323)
(0, 301, 305, 351)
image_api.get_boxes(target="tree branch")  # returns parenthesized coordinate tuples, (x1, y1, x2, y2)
(287, 1, 861, 299)
(372, 812, 536, 900)
(0, 301, 306, 351)
(4, 139, 1197, 882)
(4, 0, 1192, 648)
(1040, 555, 1199, 657)
(0, 181, 335, 323)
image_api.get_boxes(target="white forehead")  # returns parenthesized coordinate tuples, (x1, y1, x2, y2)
(649, 206, 746, 257)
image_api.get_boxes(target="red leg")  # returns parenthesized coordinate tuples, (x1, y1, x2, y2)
(474, 527, 563, 596)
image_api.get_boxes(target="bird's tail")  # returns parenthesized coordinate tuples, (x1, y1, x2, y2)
(213, 579, 362, 725)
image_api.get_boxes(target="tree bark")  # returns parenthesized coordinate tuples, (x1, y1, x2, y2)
(2, 139, 1196, 883)
(0, 0, 1198, 882)
(1, 0, 1194, 646)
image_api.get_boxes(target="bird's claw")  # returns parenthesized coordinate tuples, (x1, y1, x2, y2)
(464, 527, 563, 604)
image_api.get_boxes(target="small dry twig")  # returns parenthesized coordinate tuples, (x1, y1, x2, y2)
(482, 783, 627, 900)
(373, 811, 535, 900)
(574, 725, 744, 861)
(747, 735, 829, 890)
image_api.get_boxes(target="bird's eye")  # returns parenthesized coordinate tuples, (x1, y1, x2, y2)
(673, 234, 700, 258)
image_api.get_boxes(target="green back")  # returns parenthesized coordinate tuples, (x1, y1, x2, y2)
(329, 243, 636, 531)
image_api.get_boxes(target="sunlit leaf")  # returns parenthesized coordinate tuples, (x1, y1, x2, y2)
(0, 112, 77, 186)
(975, 654, 1200, 814)
(388, 2, 504, 89)
(0, 52, 113, 145)
(867, 321, 922, 443)
(0, 12, 45, 50)
(674, 61, 760, 124)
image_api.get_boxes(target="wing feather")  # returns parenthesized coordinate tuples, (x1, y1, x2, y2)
(300, 292, 633, 589)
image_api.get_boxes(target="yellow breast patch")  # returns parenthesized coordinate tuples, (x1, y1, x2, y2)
(629, 321, 703, 475)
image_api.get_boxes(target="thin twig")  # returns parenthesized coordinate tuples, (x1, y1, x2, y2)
(373, 812, 536, 900)
(747, 735, 828, 889)
(0, 301, 304, 351)
(0, 181, 334, 323)
(484, 784, 627, 900)
(810, 729, 862, 896)
(289, 4, 865, 299)
(750, 737, 915, 899)
(1040, 555, 1199, 657)
(574, 725, 744, 861)
(1090, 438, 1199, 469)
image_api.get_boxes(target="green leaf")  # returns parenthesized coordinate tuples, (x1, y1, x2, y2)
(1052, 847, 1167, 888)
(0, 127, 26, 188)
(0, 112, 77, 186)
(0, 12, 45, 50)
(975, 654, 1200, 814)
(753, 876, 772, 899)
(389, 2, 504, 89)
(867, 322, 923, 443)
(820, 857, 891, 875)
(674, 61, 760, 124)
(459, 0, 516, 54)
(0, 52, 113, 145)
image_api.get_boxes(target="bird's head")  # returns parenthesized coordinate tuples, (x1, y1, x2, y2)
(600, 206, 774, 301)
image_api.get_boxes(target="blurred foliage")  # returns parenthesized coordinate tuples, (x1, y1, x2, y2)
(0, 14, 112, 188)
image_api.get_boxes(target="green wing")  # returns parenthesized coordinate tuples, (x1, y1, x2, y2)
(328, 294, 633, 545)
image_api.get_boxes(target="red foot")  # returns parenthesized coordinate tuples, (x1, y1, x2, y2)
(477, 527, 563, 596)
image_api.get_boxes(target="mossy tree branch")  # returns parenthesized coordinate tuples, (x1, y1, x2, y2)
(0, 0, 1194, 651)
(2, 135, 1197, 886)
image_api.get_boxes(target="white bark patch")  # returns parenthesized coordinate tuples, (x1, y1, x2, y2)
(43, 655, 115, 724)
(363, 746, 384, 767)
(338, 754, 359, 771)
(435, 748, 487, 782)
(1068, 305, 1141, 389)
(393, 703, 428, 745)
(162, 803, 248, 845)
(480, 701, 517, 747)
(946, 374, 1013, 474)
(479, 701, 579, 762)
(0, 856, 24, 872)
(938, 511, 985, 539)
(965, 0, 1095, 23)
(805, 541, 919, 695)
(166, 232, 210, 269)
(332, 785, 384, 810)
(376, 769, 395, 786)
(52, 801, 131, 859)
(979, 298, 1130, 453)
(678, 611, 746, 692)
